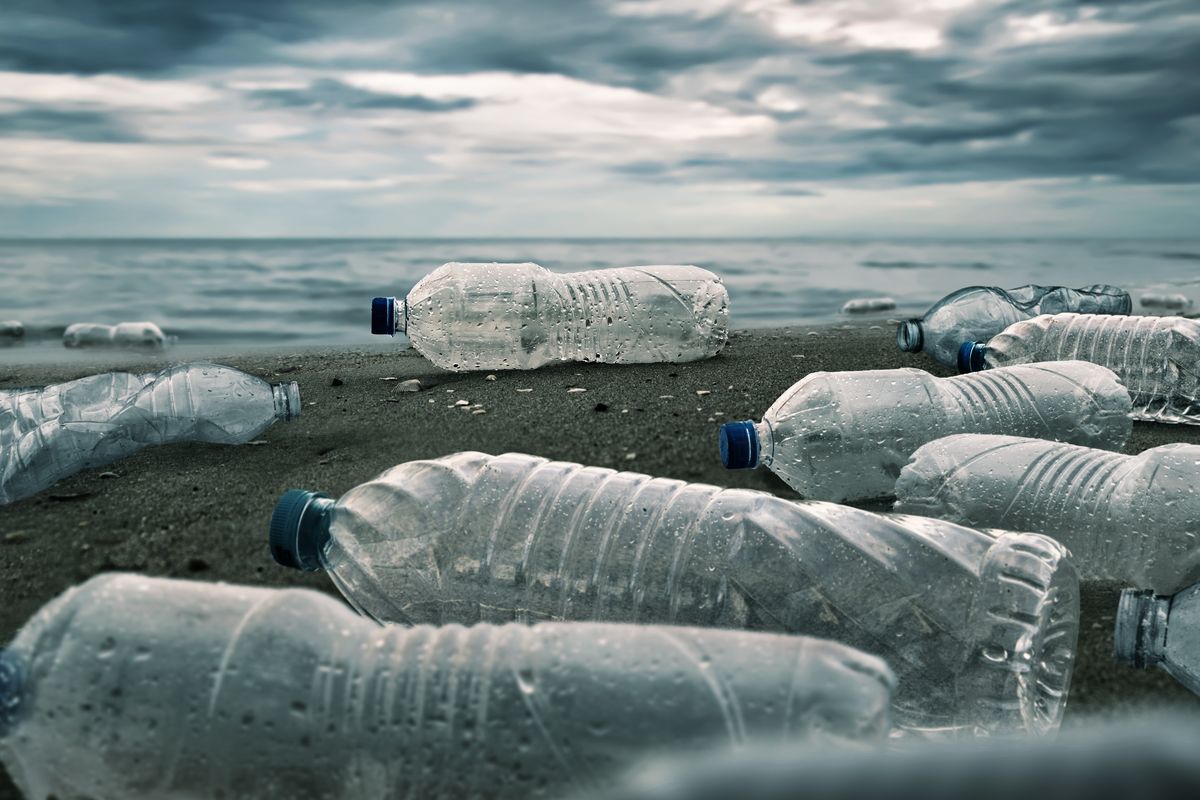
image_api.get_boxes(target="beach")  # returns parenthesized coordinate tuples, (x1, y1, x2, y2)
(2, 321, 1199, 796)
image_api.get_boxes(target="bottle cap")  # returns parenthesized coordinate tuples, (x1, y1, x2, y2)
(957, 341, 986, 374)
(0, 648, 25, 736)
(269, 489, 333, 572)
(371, 297, 396, 336)
(720, 420, 760, 469)
(896, 320, 923, 352)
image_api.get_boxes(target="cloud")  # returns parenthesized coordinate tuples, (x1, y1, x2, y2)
(0, 108, 143, 142)
(244, 78, 477, 112)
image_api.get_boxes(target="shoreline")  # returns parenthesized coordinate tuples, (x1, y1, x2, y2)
(3, 323, 1199, 794)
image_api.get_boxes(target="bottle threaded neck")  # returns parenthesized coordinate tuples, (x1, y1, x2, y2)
(1114, 589, 1170, 669)
(0, 648, 25, 736)
(896, 320, 923, 352)
(273, 381, 302, 421)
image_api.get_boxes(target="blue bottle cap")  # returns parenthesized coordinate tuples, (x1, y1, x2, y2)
(269, 489, 333, 572)
(720, 420, 760, 469)
(371, 296, 396, 336)
(957, 341, 986, 374)
(0, 648, 25, 736)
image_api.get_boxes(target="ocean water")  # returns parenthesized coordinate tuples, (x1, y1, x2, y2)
(1, 238, 1198, 355)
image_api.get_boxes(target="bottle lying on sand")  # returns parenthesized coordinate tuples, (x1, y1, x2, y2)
(1115, 582, 1200, 698)
(0, 363, 300, 505)
(371, 262, 729, 371)
(270, 452, 1080, 738)
(1141, 292, 1193, 310)
(0, 574, 894, 800)
(63, 321, 172, 348)
(841, 297, 895, 314)
(959, 313, 1200, 425)
(0, 321, 23, 339)
(719, 361, 1130, 503)
(895, 435, 1200, 592)
(896, 284, 1130, 368)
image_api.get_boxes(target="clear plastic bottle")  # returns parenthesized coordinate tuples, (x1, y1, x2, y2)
(895, 434, 1200, 593)
(0, 363, 300, 505)
(718, 361, 1130, 503)
(841, 297, 895, 314)
(0, 573, 895, 800)
(896, 284, 1130, 368)
(371, 262, 729, 371)
(1115, 582, 1200, 698)
(960, 313, 1200, 425)
(0, 321, 23, 339)
(63, 321, 172, 348)
(269, 452, 1080, 738)
(1141, 292, 1193, 310)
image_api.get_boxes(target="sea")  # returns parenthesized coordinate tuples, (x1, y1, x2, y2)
(2, 238, 1198, 358)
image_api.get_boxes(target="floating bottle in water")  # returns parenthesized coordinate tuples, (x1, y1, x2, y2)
(718, 361, 1130, 502)
(960, 313, 1200, 425)
(63, 321, 172, 349)
(1115, 582, 1200, 698)
(269, 451, 1080, 738)
(0, 363, 300, 505)
(896, 284, 1130, 368)
(371, 262, 729, 371)
(1141, 292, 1193, 310)
(895, 434, 1200, 592)
(0, 573, 894, 800)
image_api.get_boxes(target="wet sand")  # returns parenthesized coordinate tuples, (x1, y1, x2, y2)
(2, 323, 1199, 796)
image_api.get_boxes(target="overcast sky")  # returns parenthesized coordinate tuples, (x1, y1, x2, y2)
(0, 0, 1197, 237)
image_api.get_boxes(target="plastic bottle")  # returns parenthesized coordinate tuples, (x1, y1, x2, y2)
(894, 434, 1200, 592)
(1141, 292, 1193, 310)
(371, 262, 729, 371)
(0, 363, 300, 505)
(960, 313, 1200, 425)
(269, 451, 1080, 738)
(1115, 582, 1200, 698)
(0, 321, 23, 339)
(0, 573, 895, 800)
(63, 321, 172, 348)
(718, 361, 1130, 503)
(896, 284, 1130, 368)
(841, 297, 895, 314)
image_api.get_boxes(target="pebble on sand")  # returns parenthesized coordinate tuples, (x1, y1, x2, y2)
(394, 379, 423, 392)
(567, 387, 587, 393)
(485, 374, 498, 381)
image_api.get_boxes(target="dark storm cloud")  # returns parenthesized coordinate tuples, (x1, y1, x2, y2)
(0, 108, 143, 142)
(246, 79, 477, 112)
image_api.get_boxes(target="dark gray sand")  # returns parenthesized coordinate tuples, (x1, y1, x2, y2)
(2, 323, 1198, 796)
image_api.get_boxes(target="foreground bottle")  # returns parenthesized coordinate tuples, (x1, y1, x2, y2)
(960, 313, 1200, 425)
(896, 284, 1130, 368)
(0, 574, 894, 800)
(719, 361, 1130, 502)
(371, 262, 729, 371)
(895, 435, 1200, 592)
(63, 321, 171, 348)
(0, 363, 300, 505)
(1115, 582, 1200, 698)
(270, 452, 1080, 738)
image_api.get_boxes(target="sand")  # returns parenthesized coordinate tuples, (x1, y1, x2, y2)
(2, 322, 1199, 796)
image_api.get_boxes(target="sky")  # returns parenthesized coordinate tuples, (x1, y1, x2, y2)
(0, 0, 1197, 238)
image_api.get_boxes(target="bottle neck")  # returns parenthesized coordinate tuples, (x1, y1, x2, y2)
(0, 648, 26, 737)
(1114, 589, 1170, 669)
(896, 320, 923, 353)
(272, 381, 301, 421)
(755, 420, 775, 467)
(399, 297, 409, 336)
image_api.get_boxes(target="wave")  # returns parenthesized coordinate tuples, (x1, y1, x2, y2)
(860, 260, 992, 270)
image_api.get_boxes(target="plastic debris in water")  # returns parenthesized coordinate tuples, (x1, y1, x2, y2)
(62, 321, 172, 349)
(841, 297, 896, 314)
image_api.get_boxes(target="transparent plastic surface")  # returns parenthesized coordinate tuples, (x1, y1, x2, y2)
(896, 434, 1200, 593)
(979, 313, 1200, 425)
(1115, 582, 1200, 698)
(301, 452, 1079, 738)
(897, 284, 1130, 368)
(401, 262, 729, 371)
(62, 321, 171, 348)
(743, 361, 1130, 502)
(1141, 293, 1193, 310)
(0, 574, 894, 800)
(0, 363, 299, 505)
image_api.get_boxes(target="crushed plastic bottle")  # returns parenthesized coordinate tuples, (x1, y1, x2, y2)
(0, 363, 299, 505)
(841, 297, 895, 314)
(63, 321, 172, 349)
(896, 284, 1130, 368)
(1116, 582, 1200, 698)
(895, 434, 1200, 592)
(0, 573, 895, 800)
(0, 321, 23, 339)
(719, 361, 1130, 503)
(960, 313, 1200, 425)
(371, 262, 729, 371)
(270, 451, 1080, 738)
(1141, 292, 1193, 310)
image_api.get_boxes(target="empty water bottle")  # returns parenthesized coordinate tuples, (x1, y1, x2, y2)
(0, 573, 894, 800)
(63, 321, 171, 348)
(896, 284, 1130, 368)
(1141, 292, 1193, 310)
(895, 434, 1200, 592)
(960, 313, 1200, 425)
(270, 451, 1080, 738)
(370, 262, 729, 371)
(1115, 582, 1200, 698)
(841, 297, 895, 314)
(719, 361, 1130, 502)
(0, 321, 23, 339)
(0, 363, 300, 505)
